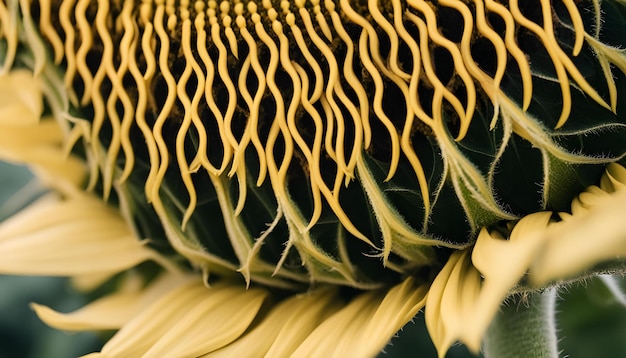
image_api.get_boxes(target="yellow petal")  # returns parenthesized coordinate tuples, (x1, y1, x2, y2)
(424, 251, 460, 353)
(0, 70, 42, 126)
(0, 72, 84, 189)
(209, 287, 341, 357)
(264, 288, 342, 357)
(142, 287, 267, 357)
(602, 163, 626, 192)
(570, 185, 610, 216)
(32, 273, 192, 331)
(425, 250, 481, 357)
(32, 293, 143, 331)
(0, 71, 84, 188)
(0, 115, 86, 190)
(531, 188, 626, 285)
(465, 212, 552, 351)
(292, 291, 381, 357)
(426, 213, 552, 356)
(0, 194, 157, 276)
(0, 118, 64, 149)
(293, 278, 427, 357)
(87, 281, 210, 357)
(353, 277, 428, 355)
(71, 272, 119, 292)
(3, 145, 86, 189)
(87, 280, 266, 357)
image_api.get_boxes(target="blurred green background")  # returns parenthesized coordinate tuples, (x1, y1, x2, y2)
(1, 161, 625, 357)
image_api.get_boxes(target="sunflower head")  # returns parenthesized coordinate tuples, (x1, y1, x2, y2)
(2, 0, 626, 356)
(10, 0, 621, 289)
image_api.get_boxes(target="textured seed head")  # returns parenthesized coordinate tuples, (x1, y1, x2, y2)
(10, 0, 626, 289)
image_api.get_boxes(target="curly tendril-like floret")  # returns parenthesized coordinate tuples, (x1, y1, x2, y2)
(3, 0, 626, 288)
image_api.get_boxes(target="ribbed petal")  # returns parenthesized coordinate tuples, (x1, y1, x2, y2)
(0, 194, 158, 276)
(602, 163, 626, 192)
(466, 212, 553, 351)
(570, 185, 610, 216)
(351, 277, 428, 355)
(85, 280, 267, 357)
(0, 70, 42, 125)
(292, 277, 427, 357)
(70, 272, 120, 292)
(3, 144, 86, 190)
(0, 119, 63, 148)
(0, 70, 85, 189)
(32, 273, 192, 330)
(426, 212, 552, 356)
(292, 291, 382, 357)
(531, 165, 626, 285)
(425, 250, 481, 357)
(142, 287, 267, 357)
(263, 288, 342, 357)
(32, 292, 143, 331)
(531, 188, 626, 285)
(209, 287, 341, 357)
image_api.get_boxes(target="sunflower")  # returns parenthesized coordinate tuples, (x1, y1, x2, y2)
(1, 0, 626, 356)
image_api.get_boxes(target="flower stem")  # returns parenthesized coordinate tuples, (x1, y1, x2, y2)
(483, 289, 559, 358)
